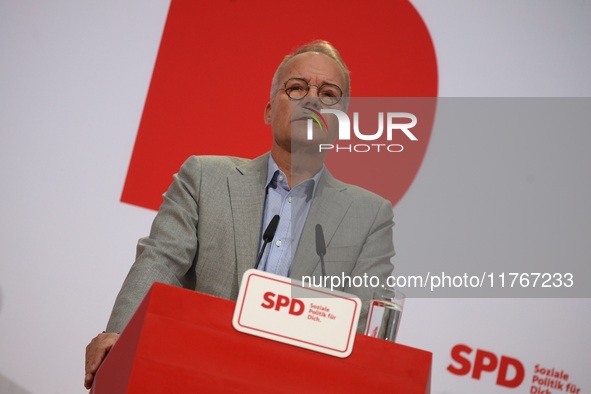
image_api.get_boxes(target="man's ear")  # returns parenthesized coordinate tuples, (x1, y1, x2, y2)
(264, 102, 272, 125)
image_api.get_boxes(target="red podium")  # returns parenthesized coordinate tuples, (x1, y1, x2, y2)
(92, 283, 432, 393)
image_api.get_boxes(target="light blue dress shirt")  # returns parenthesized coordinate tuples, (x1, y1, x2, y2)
(259, 156, 323, 276)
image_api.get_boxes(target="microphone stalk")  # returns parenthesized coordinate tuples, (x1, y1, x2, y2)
(255, 215, 280, 270)
(315, 224, 327, 279)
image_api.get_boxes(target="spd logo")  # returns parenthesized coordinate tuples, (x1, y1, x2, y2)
(447, 344, 525, 388)
(261, 291, 305, 316)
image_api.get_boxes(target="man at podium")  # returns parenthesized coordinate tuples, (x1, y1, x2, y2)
(85, 40, 395, 389)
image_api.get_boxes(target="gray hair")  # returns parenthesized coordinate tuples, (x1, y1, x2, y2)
(270, 40, 351, 101)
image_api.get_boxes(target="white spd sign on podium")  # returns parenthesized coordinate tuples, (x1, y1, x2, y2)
(232, 269, 362, 358)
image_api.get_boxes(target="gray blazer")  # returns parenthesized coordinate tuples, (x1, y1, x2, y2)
(107, 153, 395, 333)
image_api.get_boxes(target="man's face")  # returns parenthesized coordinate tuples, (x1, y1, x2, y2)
(265, 52, 346, 154)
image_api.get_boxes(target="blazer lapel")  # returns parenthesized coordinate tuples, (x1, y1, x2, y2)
(290, 170, 353, 279)
(228, 153, 269, 283)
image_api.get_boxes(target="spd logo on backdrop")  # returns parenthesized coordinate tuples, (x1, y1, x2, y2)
(447, 343, 583, 393)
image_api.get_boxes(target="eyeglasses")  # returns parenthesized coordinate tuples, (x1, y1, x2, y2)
(281, 78, 343, 106)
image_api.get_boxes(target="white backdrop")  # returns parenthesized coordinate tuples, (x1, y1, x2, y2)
(1, 1, 590, 393)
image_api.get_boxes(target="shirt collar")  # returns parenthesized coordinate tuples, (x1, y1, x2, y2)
(265, 155, 324, 200)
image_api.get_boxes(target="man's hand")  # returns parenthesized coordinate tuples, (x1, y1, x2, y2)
(84, 332, 119, 389)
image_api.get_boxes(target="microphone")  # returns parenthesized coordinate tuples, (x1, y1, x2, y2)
(315, 224, 327, 278)
(255, 215, 280, 270)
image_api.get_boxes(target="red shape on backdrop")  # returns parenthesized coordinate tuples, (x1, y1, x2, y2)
(121, 0, 438, 210)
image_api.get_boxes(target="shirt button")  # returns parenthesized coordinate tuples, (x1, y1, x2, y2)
(288, 197, 292, 203)
(278, 175, 284, 181)
(275, 240, 282, 247)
